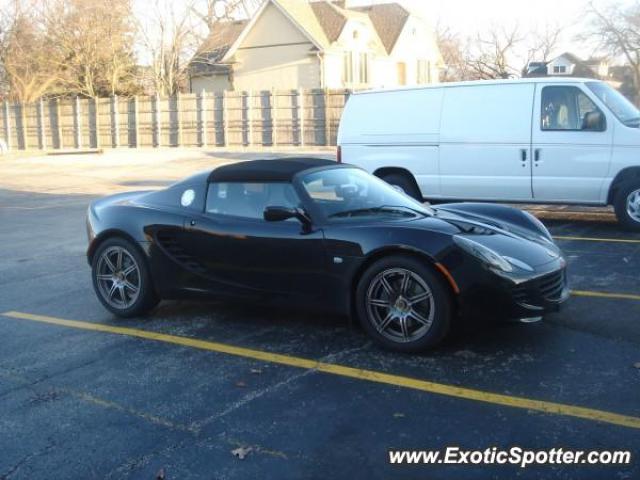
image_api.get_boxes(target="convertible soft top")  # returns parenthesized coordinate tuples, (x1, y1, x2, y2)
(208, 158, 338, 183)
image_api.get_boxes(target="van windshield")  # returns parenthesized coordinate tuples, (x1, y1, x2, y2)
(586, 82, 640, 127)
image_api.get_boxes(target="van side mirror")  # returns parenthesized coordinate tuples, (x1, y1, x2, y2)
(582, 111, 605, 131)
(264, 206, 311, 227)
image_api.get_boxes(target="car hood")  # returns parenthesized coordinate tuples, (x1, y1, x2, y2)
(426, 204, 562, 268)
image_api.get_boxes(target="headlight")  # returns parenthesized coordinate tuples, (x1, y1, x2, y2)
(523, 211, 552, 241)
(453, 235, 514, 272)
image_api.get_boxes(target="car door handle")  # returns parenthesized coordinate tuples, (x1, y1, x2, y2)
(190, 219, 197, 226)
(520, 149, 527, 162)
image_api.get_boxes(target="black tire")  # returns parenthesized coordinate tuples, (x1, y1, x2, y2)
(380, 173, 422, 201)
(613, 180, 640, 232)
(91, 237, 159, 317)
(355, 255, 452, 352)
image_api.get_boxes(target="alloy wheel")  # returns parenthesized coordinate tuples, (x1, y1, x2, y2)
(626, 189, 640, 223)
(366, 267, 435, 343)
(95, 246, 141, 309)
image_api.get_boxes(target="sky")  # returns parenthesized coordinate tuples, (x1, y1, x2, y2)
(350, 0, 631, 61)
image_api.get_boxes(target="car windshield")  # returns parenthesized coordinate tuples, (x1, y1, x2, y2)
(300, 168, 433, 221)
(586, 81, 640, 127)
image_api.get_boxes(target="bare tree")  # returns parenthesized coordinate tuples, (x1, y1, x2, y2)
(466, 25, 524, 79)
(190, 0, 260, 35)
(588, 1, 640, 101)
(436, 26, 474, 81)
(47, 0, 139, 97)
(0, 0, 62, 102)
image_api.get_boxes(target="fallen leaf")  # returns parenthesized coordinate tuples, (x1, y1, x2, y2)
(156, 467, 165, 480)
(250, 368, 262, 374)
(232, 446, 253, 460)
(235, 381, 247, 387)
(393, 412, 405, 418)
(634, 362, 640, 369)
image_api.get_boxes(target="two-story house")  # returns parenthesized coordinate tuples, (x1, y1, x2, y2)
(189, 0, 442, 92)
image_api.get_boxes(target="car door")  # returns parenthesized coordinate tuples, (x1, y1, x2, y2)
(438, 83, 535, 201)
(184, 180, 329, 302)
(531, 84, 613, 203)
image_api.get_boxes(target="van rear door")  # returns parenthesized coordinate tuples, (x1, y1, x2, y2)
(439, 83, 535, 201)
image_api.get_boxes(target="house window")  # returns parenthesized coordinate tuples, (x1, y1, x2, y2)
(359, 53, 369, 84)
(397, 62, 407, 85)
(344, 51, 369, 85)
(343, 52, 354, 83)
(417, 60, 431, 84)
(553, 65, 567, 74)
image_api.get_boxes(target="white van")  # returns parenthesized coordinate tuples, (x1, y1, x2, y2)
(337, 78, 640, 231)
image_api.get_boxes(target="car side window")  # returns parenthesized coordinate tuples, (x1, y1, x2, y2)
(541, 86, 605, 132)
(206, 182, 301, 220)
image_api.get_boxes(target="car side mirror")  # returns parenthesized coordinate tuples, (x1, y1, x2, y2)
(264, 206, 312, 228)
(264, 206, 297, 222)
(582, 111, 605, 131)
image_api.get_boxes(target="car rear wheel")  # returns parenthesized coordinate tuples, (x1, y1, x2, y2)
(614, 181, 640, 232)
(356, 255, 452, 352)
(92, 237, 159, 317)
(380, 173, 422, 201)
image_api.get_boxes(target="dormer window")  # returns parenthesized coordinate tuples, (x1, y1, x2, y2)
(553, 65, 567, 74)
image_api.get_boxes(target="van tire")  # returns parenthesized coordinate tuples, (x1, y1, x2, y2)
(380, 173, 422, 201)
(614, 181, 640, 231)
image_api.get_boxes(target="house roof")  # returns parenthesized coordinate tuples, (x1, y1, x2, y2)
(190, 20, 248, 75)
(193, 0, 416, 72)
(351, 3, 410, 54)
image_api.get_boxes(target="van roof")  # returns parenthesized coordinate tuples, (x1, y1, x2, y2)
(353, 77, 603, 96)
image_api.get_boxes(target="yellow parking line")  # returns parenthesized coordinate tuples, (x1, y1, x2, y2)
(2, 310, 640, 430)
(572, 290, 640, 301)
(554, 235, 640, 244)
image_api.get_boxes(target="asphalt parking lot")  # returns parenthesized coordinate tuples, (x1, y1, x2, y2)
(1, 149, 639, 479)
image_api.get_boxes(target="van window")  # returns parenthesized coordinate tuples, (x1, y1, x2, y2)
(541, 86, 605, 132)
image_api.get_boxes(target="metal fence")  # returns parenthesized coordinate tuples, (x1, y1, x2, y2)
(0, 89, 351, 151)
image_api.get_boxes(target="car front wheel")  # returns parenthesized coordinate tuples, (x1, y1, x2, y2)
(91, 237, 159, 317)
(614, 181, 640, 232)
(356, 255, 452, 352)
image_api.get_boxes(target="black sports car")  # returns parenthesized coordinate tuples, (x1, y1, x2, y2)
(86, 158, 569, 351)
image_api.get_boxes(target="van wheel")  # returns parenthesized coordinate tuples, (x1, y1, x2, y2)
(614, 181, 640, 232)
(380, 173, 422, 201)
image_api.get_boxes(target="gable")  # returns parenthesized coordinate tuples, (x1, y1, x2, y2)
(241, 2, 311, 48)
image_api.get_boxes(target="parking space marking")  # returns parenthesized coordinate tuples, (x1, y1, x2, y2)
(3, 310, 640, 430)
(572, 290, 640, 301)
(554, 235, 640, 244)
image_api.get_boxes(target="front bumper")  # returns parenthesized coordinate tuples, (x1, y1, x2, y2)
(457, 259, 570, 321)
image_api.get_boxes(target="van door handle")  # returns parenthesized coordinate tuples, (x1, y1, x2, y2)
(534, 149, 541, 162)
(520, 149, 527, 162)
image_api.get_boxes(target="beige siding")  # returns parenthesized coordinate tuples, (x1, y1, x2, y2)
(232, 3, 321, 91)
(389, 17, 441, 86)
(191, 75, 232, 93)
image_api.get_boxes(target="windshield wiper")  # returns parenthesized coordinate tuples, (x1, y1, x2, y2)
(328, 205, 423, 219)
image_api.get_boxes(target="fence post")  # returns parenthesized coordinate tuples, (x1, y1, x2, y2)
(298, 89, 305, 147)
(198, 89, 207, 147)
(53, 99, 62, 149)
(324, 90, 331, 146)
(153, 93, 161, 147)
(175, 93, 183, 146)
(73, 96, 82, 149)
(111, 95, 119, 147)
(132, 96, 139, 147)
(223, 91, 229, 147)
(271, 89, 277, 147)
(92, 98, 100, 149)
(246, 91, 253, 147)
(38, 98, 46, 150)
(3, 101, 12, 151)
